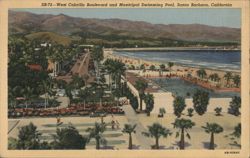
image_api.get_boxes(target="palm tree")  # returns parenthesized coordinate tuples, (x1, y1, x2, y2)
(202, 123, 223, 150)
(104, 59, 126, 89)
(142, 123, 171, 149)
(8, 87, 19, 109)
(144, 93, 154, 116)
(91, 46, 104, 84)
(91, 82, 104, 107)
(22, 86, 35, 109)
(78, 88, 91, 108)
(224, 72, 232, 87)
(41, 80, 53, 109)
(86, 122, 107, 149)
(122, 124, 137, 149)
(134, 79, 148, 111)
(150, 65, 156, 71)
(159, 64, 165, 76)
(168, 62, 174, 74)
(196, 69, 207, 79)
(232, 75, 240, 88)
(172, 118, 195, 150)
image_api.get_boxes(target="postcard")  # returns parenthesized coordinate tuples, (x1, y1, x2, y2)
(0, 0, 249, 157)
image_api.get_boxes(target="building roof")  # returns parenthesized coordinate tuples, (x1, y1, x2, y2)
(27, 64, 43, 71)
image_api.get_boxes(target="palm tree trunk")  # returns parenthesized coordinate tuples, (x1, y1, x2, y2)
(129, 133, 132, 149)
(84, 100, 86, 110)
(96, 138, 100, 149)
(155, 137, 159, 149)
(25, 101, 28, 109)
(109, 74, 111, 90)
(147, 110, 150, 116)
(180, 128, 185, 150)
(139, 96, 142, 111)
(210, 132, 215, 150)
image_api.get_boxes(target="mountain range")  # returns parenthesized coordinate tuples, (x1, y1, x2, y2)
(9, 10, 240, 45)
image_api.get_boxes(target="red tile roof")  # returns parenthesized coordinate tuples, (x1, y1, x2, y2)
(27, 64, 43, 71)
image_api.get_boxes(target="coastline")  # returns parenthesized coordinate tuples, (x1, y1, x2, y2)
(104, 49, 241, 74)
(109, 47, 241, 52)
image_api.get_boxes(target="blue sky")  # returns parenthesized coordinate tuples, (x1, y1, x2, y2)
(13, 8, 241, 28)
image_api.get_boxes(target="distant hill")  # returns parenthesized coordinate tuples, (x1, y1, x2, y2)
(9, 10, 240, 46)
(25, 32, 72, 46)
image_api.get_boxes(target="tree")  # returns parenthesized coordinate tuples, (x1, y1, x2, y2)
(159, 64, 165, 76)
(104, 59, 126, 89)
(172, 118, 195, 150)
(91, 82, 105, 107)
(91, 46, 104, 84)
(228, 123, 241, 147)
(8, 86, 18, 109)
(187, 108, 194, 117)
(140, 64, 145, 71)
(41, 79, 54, 109)
(144, 93, 154, 116)
(214, 107, 222, 116)
(224, 72, 232, 87)
(78, 88, 91, 107)
(51, 125, 87, 149)
(192, 89, 209, 115)
(168, 62, 174, 73)
(142, 123, 171, 149)
(122, 124, 137, 149)
(173, 96, 186, 118)
(86, 122, 107, 149)
(16, 123, 41, 149)
(130, 96, 139, 110)
(202, 123, 223, 150)
(150, 65, 156, 71)
(65, 84, 73, 106)
(159, 108, 166, 117)
(56, 79, 67, 89)
(134, 79, 148, 111)
(231, 123, 241, 138)
(209, 73, 220, 82)
(71, 74, 85, 90)
(196, 69, 207, 79)
(232, 75, 240, 88)
(21, 86, 36, 109)
(228, 96, 241, 116)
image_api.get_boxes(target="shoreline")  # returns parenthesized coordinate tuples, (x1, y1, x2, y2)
(105, 47, 240, 52)
(104, 50, 240, 74)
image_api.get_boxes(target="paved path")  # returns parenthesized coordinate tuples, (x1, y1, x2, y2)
(122, 105, 153, 149)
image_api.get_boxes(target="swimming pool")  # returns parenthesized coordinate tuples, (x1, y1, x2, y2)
(152, 78, 240, 98)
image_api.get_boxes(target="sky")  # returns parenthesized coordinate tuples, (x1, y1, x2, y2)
(13, 8, 241, 28)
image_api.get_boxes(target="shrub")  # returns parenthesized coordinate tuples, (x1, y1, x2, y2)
(173, 96, 186, 117)
(214, 107, 222, 116)
(228, 96, 241, 116)
(158, 108, 166, 117)
(193, 90, 209, 115)
(187, 108, 194, 117)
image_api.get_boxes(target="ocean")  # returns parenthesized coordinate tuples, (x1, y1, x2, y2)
(113, 50, 241, 71)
